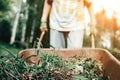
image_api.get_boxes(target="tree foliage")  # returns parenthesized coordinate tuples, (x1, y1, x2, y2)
(0, 0, 9, 11)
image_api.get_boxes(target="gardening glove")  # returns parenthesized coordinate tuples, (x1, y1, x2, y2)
(40, 22, 48, 32)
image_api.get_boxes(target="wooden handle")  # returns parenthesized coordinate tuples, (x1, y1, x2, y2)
(39, 31, 45, 42)
(37, 31, 45, 48)
(91, 34, 95, 48)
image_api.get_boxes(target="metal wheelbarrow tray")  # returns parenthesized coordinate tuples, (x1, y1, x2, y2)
(18, 48, 120, 80)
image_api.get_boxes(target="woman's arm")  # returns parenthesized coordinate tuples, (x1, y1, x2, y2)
(85, 0, 96, 48)
(41, 0, 52, 22)
(84, 0, 96, 35)
(84, 0, 96, 25)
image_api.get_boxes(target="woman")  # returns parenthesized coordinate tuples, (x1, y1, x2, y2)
(40, 0, 96, 49)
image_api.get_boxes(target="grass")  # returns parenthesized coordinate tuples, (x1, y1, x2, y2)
(0, 42, 22, 56)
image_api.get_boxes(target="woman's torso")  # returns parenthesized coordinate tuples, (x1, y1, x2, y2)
(50, 0, 85, 31)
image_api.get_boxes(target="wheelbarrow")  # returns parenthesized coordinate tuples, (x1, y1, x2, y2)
(18, 48, 120, 80)
(18, 32, 120, 80)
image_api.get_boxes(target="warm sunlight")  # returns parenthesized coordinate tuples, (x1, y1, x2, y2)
(85, 0, 120, 21)
(85, 0, 120, 48)
(85, 0, 120, 26)
(92, 0, 120, 25)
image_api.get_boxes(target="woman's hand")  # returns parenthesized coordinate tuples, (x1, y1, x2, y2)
(40, 22, 48, 32)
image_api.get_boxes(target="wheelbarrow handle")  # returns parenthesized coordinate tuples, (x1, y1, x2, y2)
(39, 31, 45, 42)
(37, 31, 45, 48)
(91, 34, 95, 48)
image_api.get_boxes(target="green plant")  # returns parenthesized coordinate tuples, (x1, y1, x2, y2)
(65, 56, 107, 80)
(0, 47, 109, 80)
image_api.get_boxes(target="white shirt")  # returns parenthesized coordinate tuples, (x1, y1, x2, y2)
(50, 0, 86, 31)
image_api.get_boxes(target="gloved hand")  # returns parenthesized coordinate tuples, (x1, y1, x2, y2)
(40, 22, 48, 32)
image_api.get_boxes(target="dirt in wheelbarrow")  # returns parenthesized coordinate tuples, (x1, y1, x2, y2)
(0, 52, 109, 80)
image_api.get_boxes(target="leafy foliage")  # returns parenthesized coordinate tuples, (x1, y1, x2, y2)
(65, 56, 107, 80)
(0, 0, 10, 11)
(0, 48, 109, 80)
(0, 0, 13, 21)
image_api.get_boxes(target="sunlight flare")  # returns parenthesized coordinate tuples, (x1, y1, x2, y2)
(92, 0, 120, 17)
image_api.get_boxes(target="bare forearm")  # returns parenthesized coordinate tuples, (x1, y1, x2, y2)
(87, 3, 97, 36)
(41, 0, 52, 22)
(87, 4, 96, 24)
